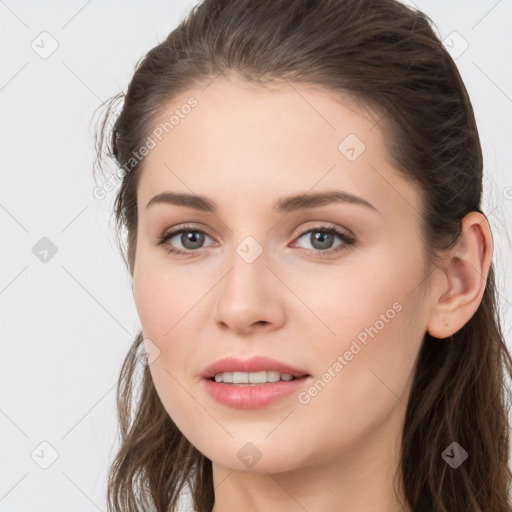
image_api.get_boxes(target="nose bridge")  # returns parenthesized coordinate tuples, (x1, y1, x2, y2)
(214, 233, 283, 332)
(223, 234, 268, 303)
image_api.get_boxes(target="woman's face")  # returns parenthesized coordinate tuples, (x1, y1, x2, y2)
(132, 77, 433, 474)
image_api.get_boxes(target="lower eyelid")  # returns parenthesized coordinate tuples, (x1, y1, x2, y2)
(293, 230, 354, 251)
(159, 226, 354, 255)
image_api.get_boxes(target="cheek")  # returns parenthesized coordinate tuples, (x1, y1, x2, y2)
(291, 301, 422, 465)
(132, 268, 203, 390)
(298, 248, 425, 413)
(132, 267, 204, 431)
(132, 258, 203, 339)
(294, 259, 406, 352)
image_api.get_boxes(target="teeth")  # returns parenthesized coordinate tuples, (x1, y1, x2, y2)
(213, 371, 297, 384)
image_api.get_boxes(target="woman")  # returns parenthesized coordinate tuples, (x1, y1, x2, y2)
(93, 0, 512, 510)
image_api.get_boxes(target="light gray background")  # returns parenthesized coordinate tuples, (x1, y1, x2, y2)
(1, 1, 511, 510)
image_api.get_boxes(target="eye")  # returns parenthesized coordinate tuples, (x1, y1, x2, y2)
(156, 224, 216, 256)
(156, 224, 356, 257)
(292, 225, 355, 256)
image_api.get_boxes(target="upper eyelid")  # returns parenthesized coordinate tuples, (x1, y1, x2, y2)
(161, 222, 353, 245)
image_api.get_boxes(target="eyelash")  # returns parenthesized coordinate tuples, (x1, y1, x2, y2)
(156, 223, 356, 258)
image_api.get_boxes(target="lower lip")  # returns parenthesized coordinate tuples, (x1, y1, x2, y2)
(201, 376, 311, 409)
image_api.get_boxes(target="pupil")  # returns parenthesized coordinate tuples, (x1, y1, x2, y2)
(312, 232, 333, 250)
(182, 231, 204, 249)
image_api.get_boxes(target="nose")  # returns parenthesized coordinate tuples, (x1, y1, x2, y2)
(213, 246, 285, 336)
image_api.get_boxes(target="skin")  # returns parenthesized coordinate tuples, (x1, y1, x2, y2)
(131, 76, 492, 512)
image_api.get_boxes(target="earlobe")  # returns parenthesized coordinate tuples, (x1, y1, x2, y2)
(426, 211, 493, 340)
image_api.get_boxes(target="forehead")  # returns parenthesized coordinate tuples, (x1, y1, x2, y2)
(136, 77, 421, 220)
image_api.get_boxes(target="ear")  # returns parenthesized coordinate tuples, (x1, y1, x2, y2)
(426, 211, 493, 340)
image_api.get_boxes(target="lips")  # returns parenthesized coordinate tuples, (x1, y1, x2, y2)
(200, 355, 310, 380)
(200, 355, 313, 409)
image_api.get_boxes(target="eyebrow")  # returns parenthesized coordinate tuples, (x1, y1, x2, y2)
(145, 190, 378, 214)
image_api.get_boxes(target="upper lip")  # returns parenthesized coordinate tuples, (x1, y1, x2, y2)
(200, 356, 310, 379)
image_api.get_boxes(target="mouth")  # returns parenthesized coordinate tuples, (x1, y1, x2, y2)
(207, 370, 310, 385)
(200, 356, 312, 409)
(201, 365, 313, 409)
(200, 355, 311, 383)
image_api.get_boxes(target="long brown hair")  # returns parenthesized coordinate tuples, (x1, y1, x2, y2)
(93, 0, 512, 510)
